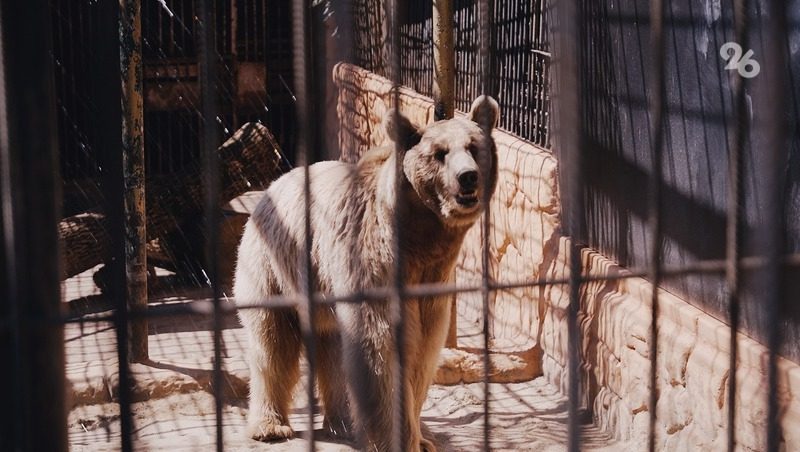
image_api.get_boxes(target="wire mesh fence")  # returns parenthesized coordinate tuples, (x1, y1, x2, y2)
(1, 0, 799, 451)
(352, 0, 551, 148)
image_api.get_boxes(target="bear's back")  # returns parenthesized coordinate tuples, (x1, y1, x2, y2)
(240, 160, 371, 296)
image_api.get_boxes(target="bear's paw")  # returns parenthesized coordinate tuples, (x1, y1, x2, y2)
(246, 417, 294, 442)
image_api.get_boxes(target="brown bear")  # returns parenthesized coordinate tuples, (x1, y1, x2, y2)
(233, 95, 500, 451)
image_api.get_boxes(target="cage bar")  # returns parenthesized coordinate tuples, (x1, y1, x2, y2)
(475, 1, 494, 450)
(432, 0, 454, 121)
(547, 0, 585, 448)
(646, 0, 667, 449)
(120, 0, 148, 362)
(93, 2, 135, 450)
(759, 0, 790, 449)
(726, 0, 750, 449)
(290, 0, 318, 449)
(0, 1, 67, 450)
(386, 0, 410, 449)
(196, 0, 224, 450)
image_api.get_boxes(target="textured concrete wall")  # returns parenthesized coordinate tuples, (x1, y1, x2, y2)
(334, 63, 560, 356)
(333, 63, 800, 450)
(540, 242, 800, 450)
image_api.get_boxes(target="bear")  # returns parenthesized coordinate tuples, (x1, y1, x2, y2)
(233, 95, 500, 451)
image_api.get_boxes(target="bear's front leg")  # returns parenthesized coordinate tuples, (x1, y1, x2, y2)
(408, 297, 453, 452)
(338, 302, 421, 451)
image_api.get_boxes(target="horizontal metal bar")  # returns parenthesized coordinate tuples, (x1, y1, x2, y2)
(57, 250, 800, 327)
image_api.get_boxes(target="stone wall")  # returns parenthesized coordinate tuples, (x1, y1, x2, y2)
(541, 241, 800, 450)
(334, 63, 560, 356)
(333, 63, 800, 450)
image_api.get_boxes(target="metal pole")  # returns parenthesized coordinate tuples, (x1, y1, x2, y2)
(433, 0, 458, 349)
(95, 1, 134, 450)
(387, 1, 408, 450)
(432, 0, 454, 121)
(0, 1, 67, 450)
(196, 0, 224, 450)
(758, 0, 790, 449)
(476, 0, 494, 449)
(647, 0, 667, 447)
(119, 0, 148, 362)
(726, 0, 749, 449)
(548, 0, 584, 448)
(291, 0, 319, 449)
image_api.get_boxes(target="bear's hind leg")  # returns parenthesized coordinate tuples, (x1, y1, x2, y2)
(240, 307, 301, 442)
(315, 331, 353, 439)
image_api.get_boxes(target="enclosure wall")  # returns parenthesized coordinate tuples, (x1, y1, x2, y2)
(334, 62, 800, 451)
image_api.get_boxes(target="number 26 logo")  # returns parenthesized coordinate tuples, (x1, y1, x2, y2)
(720, 42, 761, 78)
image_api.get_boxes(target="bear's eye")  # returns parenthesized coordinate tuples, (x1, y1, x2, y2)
(434, 148, 448, 163)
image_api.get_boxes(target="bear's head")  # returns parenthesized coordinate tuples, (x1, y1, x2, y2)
(386, 95, 501, 228)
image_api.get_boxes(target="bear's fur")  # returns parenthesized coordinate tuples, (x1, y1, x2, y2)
(233, 96, 500, 451)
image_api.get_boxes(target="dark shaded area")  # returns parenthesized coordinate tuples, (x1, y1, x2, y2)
(51, 0, 295, 288)
(0, 1, 67, 449)
(578, 0, 800, 359)
(52, 0, 296, 215)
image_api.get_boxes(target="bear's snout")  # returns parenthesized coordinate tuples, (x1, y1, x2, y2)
(456, 169, 480, 207)
(457, 170, 479, 192)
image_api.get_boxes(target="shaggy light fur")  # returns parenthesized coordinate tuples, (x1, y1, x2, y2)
(233, 96, 500, 451)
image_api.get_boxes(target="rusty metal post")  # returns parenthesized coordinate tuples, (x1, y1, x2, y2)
(120, 0, 148, 362)
(433, 0, 458, 348)
(432, 0, 454, 121)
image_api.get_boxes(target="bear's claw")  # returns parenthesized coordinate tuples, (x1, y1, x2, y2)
(322, 416, 353, 440)
(246, 418, 294, 442)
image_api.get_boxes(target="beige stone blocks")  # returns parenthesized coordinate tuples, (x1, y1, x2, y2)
(333, 63, 800, 450)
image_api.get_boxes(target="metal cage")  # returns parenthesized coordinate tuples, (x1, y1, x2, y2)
(1, 0, 797, 451)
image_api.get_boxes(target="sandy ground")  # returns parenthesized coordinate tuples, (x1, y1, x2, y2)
(64, 267, 630, 451)
(68, 379, 627, 451)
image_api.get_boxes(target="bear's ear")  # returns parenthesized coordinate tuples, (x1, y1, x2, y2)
(383, 109, 422, 149)
(468, 95, 500, 130)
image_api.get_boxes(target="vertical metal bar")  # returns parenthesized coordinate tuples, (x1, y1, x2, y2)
(0, 8, 24, 451)
(387, 1, 408, 450)
(0, 1, 67, 450)
(548, 0, 584, 448)
(432, 0, 454, 121)
(434, 0, 458, 351)
(566, 228, 583, 452)
(231, 0, 238, 61)
(476, 0, 493, 449)
(196, 0, 224, 450)
(647, 0, 667, 449)
(95, 1, 134, 450)
(758, 0, 789, 450)
(120, 0, 148, 362)
(291, 0, 318, 449)
(231, 0, 239, 121)
(726, 0, 749, 449)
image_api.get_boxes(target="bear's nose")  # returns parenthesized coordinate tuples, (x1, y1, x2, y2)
(458, 170, 479, 192)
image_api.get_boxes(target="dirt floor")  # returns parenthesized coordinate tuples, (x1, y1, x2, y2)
(68, 380, 628, 451)
(63, 267, 629, 451)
